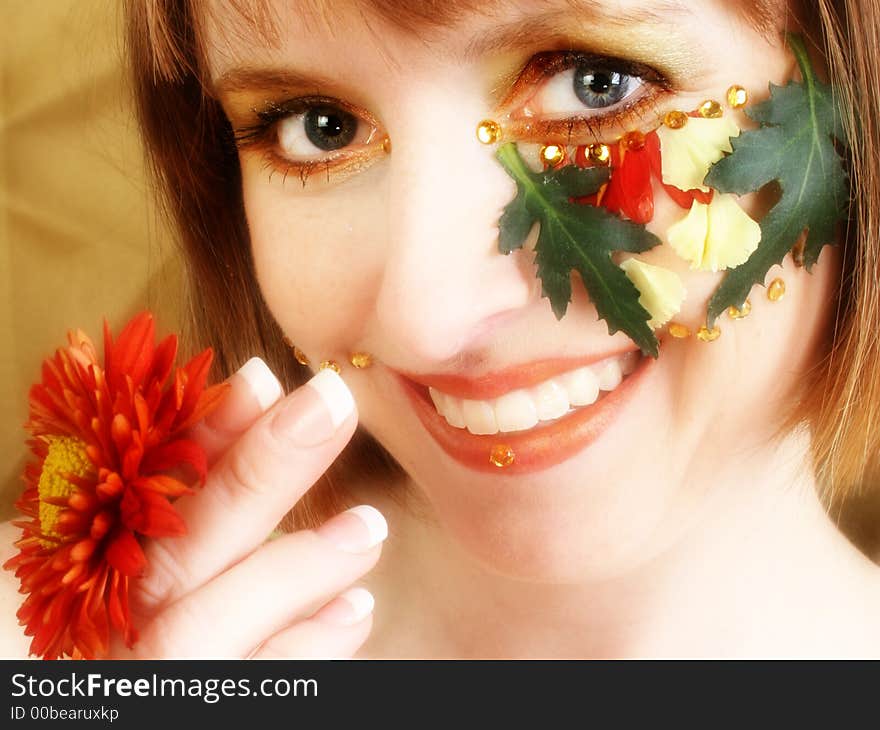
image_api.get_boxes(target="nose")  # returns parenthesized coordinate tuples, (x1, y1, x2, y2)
(374, 83, 536, 366)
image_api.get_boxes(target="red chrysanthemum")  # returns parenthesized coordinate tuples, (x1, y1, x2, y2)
(3, 311, 228, 659)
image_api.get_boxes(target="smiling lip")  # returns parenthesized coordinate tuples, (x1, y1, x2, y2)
(391, 349, 655, 474)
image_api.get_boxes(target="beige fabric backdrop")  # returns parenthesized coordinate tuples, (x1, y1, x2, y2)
(0, 0, 183, 519)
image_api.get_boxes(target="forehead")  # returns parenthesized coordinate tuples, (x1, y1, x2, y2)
(200, 0, 783, 74)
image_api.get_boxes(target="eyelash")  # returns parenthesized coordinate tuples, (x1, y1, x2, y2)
(231, 51, 673, 186)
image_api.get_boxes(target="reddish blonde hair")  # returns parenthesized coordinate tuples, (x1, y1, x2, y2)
(124, 0, 880, 549)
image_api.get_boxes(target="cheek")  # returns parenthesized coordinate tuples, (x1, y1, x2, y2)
(240, 161, 386, 355)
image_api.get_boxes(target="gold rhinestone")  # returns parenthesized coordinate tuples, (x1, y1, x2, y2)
(668, 322, 691, 339)
(540, 144, 565, 166)
(726, 85, 749, 109)
(381, 137, 392, 153)
(588, 143, 611, 166)
(696, 325, 721, 342)
(350, 352, 373, 369)
(698, 100, 723, 119)
(292, 346, 310, 365)
(663, 110, 689, 129)
(476, 119, 501, 145)
(727, 299, 752, 319)
(767, 278, 786, 302)
(622, 130, 646, 151)
(489, 444, 516, 468)
(319, 359, 341, 373)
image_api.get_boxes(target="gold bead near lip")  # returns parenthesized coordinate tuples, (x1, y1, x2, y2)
(668, 323, 691, 339)
(349, 351, 373, 369)
(319, 359, 341, 373)
(489, 444, 516, 468)
(727, 299, 752, 319)
(588, 143, 611, 166)
(476, 119, 501, 145)
(663, 110, 689, 129)
(727, 85, 749, 109)
(540, 144, 565, 166)
(767, 278, 786, 302)
(698, 100, 723, 119)
(697, 325, 721, 342)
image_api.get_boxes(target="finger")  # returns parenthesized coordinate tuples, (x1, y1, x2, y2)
(190, 357, 283, 466)
(135, 507, 387, 657)
(137, 368, 358, 612)
(253, 587, 375, 659)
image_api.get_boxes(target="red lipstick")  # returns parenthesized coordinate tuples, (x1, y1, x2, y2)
(391, 350, 655, 474)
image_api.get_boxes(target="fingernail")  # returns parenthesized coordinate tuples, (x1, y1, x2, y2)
(273, 369, 355, 446)
(238, 357, 284, 410)
(315, 505, 388, 553)
(316, 587, 374, 627)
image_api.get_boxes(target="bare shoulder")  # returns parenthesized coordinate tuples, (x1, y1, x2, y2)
(0, 521, 33, 657)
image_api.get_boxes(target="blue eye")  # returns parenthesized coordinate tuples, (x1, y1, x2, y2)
(573, 66, 635, 109)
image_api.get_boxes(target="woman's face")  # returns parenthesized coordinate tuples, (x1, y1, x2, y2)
(206, 0, 840, 580)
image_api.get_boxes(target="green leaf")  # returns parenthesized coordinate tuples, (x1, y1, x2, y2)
(703, 33, 849, 326)
(496, 143, 662, 357)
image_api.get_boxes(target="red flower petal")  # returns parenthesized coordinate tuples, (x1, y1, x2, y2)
(105, 529, 146, 578)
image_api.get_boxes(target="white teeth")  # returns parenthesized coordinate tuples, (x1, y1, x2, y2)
(427, 352, 639, 434)
(443, 397, 467, 428)
(530, 380, 569, 421)
(461, 399, 498, 435)
(559, 367, 600, 406)
(595, 358, 623, 391)
(428, 387, 445, 411)
(495, 390, 539, 433)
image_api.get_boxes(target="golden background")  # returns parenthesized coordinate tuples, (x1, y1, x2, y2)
(0, 0, 182, 519)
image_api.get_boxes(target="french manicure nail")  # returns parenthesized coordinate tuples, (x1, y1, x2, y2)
(317, 587, 375, 627)
(274, 368, 355, 446)
(315, 505, 388, 553)
(238, 357, 284, 410)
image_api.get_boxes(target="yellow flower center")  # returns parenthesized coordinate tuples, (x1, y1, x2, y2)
(37, 435, 92, 541)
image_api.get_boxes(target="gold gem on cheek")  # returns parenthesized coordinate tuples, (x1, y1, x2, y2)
(489, 444, 516, 468)
(476, 119, 501, 145)
(668, 322, 691, 339)
(727, 299, 752, 319)
(588, 143, 612, 166)
(319, 360, 341, 373)
(767, 278, 786, 302)
(349, 351, 373, 369)
(540, 144, 566, 166)
(622, 130, 646, 151)
(726, 85, 749, 109)
(696, 324, 721, 342)
(663, 110, 689, 129)
(382, 137, 392, 154)
(698, 100, 723, 119)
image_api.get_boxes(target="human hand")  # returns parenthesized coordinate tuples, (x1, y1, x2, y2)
(109, 358, 385, 658)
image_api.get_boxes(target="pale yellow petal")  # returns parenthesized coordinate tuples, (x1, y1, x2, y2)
(666, 194, 761, 272)
(619, 258, 686, 329)
(657, 117, 740, 192)
(666, 200, 710, 270)
(703, 193, 761, 271)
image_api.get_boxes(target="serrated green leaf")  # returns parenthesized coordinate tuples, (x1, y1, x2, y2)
(703, 33, 849, 326)
(496, 143, 662, 357)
